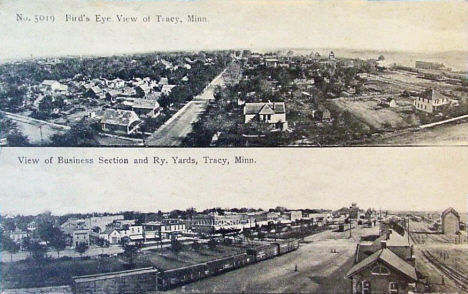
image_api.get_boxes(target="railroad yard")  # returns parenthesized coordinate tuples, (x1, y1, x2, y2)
(409, 219, 468, 293)
(160, 225, 380, 294)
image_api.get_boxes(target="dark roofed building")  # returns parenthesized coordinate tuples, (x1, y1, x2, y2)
(93, 109, 141, 135)
(131, 99, 161, 118)
(346, 248, 417, 294)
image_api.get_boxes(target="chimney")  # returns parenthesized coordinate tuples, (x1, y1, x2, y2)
(381, 240, 387, 249)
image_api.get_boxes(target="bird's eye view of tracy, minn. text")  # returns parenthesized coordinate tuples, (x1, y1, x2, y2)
(1, 49, 468, 147)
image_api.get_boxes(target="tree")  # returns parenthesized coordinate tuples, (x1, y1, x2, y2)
(2, 235, 20, 262)
(123, 244, 139, 268)
(50, 121, 99, 147)
(170, 238, 183, 256)
(96, 237, 110, 255)
(207, 238, 217, 250)
(191, 240, 201, 251)
(28, 240, 47, 262)
(6, 129, 30, 146)
(75, 242, 89, 258)
(48, 227, 67, 258)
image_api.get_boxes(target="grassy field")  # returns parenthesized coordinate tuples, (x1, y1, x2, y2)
(331, 98, 419, 130)
(1, 245, 243, 289)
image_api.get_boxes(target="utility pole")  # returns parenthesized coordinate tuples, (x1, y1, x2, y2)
(39, 125, 43, 146)
(349, 220, 352, 238)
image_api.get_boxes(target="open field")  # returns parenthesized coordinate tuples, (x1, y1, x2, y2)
(331, 97, 418, 129)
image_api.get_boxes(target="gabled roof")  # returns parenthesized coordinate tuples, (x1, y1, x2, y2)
(136, 84, 151, 92)
(244, 102, 286, 115)
(146, 92, 162, 101)
(88, 86, 102, 94)
(258, 104, 276, 115)
(442, 207, 459, 218)
(132, 98, 160, 110)
(420, 89, 447, 101)
(346, 248, 417, 281)
(99, 109, 140, 126)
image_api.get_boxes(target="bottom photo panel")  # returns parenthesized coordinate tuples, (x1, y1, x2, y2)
(0, 148, 467, 294)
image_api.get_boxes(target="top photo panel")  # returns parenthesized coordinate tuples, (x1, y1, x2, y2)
(1, 0, 467, 147)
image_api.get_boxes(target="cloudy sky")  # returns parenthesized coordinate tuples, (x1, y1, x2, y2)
(0, 0, 467, 60)
(0, 148, 466, 216)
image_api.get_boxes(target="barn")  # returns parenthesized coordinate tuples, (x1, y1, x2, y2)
(441, 207, 460, 234)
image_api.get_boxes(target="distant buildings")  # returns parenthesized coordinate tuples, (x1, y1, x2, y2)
(441, 207, 460, 234)
(415, 61, 445, 70)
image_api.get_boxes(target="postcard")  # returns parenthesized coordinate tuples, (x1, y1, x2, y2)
(0, 0, 467, 293)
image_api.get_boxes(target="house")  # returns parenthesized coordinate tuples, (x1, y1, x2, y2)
(244, 102, 288, 130)
(10, 229, 28, 243)
(135, 84, 152, 98)
(105, 90, 122, 104)
(94, 109, 141, 135)
(158, 77, 169, 86)
(380, 98, 397, 108)
(107, 78, 125, 89)
(84, 86, 103, 99)
(413, 89, 450, 113)
(317, 105, 331, 121)
(100, 228, 121, 245)
(265, 59, 279, 68)
(131, 98, 161, 118)
(40, 80, 61, 92)
(146, 91, 162, 101)
(441, 207, 460, 234)
(346, 247, 417, 294)
(161, 85, 176, 95)
(72, 230, 90, 247)
(160, 59, 174, 70)
(27, 221, 37, 232)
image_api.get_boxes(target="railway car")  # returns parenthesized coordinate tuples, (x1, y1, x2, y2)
(157, 264, 209, 291)
(246, 244, 279, 262)
(287, 239, 299, 251)
(273, 239, 300, 255)
(206, 253, 252, 276)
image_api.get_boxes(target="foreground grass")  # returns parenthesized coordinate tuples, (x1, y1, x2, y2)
(1, 245, 242, 289)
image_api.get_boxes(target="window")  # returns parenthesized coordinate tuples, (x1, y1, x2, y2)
(362, 280, 371, 294)
(371, 265, 390, 275)
(389, 282, 398, 293)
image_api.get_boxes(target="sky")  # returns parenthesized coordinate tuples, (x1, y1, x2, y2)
(0, 148, 467, 216)
(0, 0, 467, 60)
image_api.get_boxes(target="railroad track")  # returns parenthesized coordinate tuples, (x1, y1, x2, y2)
(421, 249, 468, 292)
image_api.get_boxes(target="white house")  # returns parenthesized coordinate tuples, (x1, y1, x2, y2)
(414, 89, 450, 113)
(244, 102, 287, 130)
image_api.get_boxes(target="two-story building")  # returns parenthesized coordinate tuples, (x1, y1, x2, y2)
(244, 102, 288, 130)
(413, 89, 450, 113)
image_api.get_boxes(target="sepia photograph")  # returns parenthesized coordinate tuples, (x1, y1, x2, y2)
(1, 0, 468, 294)
(0, 148, 467, 294)
(0, 0, 467, 147)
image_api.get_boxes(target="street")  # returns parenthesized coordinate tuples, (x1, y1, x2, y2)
(146, 68, 227, 147)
